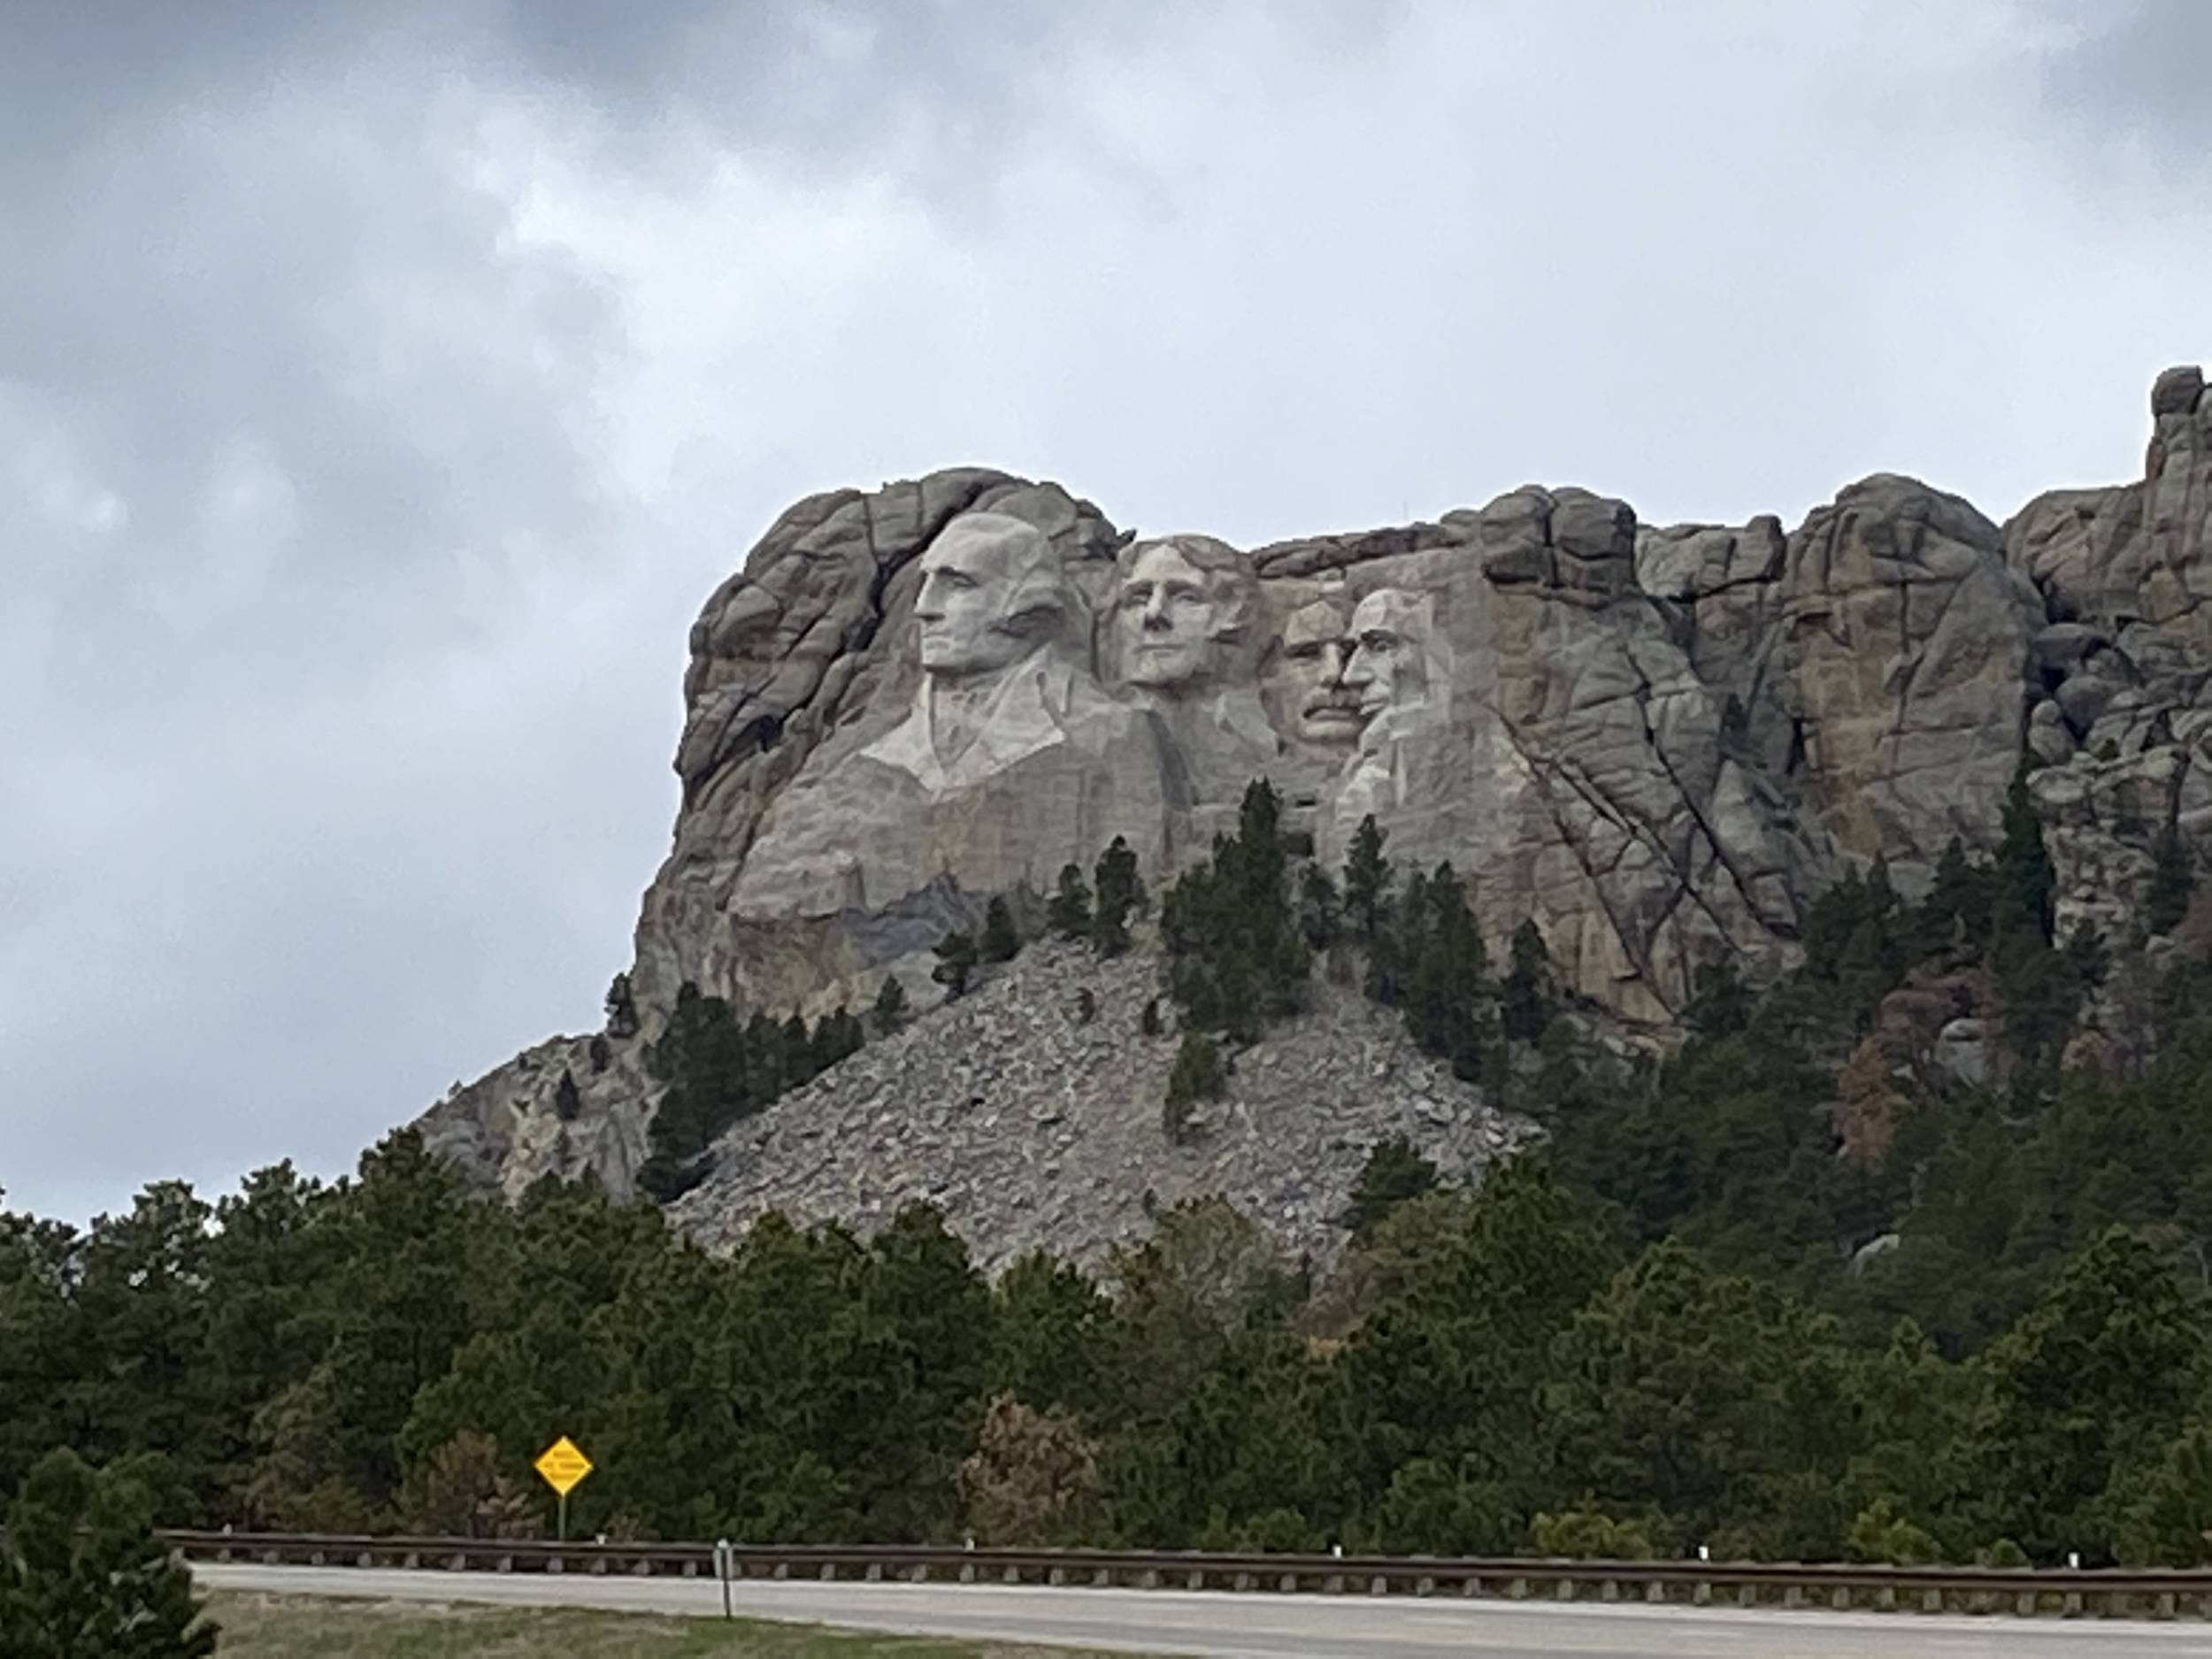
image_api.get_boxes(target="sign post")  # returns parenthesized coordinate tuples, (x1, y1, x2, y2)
(532, 1436, 594, 1542)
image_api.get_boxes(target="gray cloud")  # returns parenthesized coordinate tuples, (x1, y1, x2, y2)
(4, 0, 2206, 1224)
(2039, 1, 2212, 149)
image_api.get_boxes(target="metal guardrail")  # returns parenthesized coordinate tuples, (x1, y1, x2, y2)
(166, 1531, 2212, 1619)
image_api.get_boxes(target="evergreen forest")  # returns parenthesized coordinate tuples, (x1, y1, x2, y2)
(9, 781, 2212, 1569)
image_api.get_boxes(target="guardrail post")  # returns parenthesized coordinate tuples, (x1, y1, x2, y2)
(2157, 1590, 2177, 1619)
(1921, 1587, 1941, 1613)
(1783, 1585, 1802, 1609)
(1324, 1572, 1345, 1594)
(1556, 1577, 1576, 1601)
(2062, 1589, 2082, 1616)
(1646, 1580, 1664, 1604)
(1599, 1579, 1617, 1602)
(1736, 1583, 1756, 1608)
(1830, 1586, 1849, 1610)
(1281, 1573, 1299, 1593)
(1417, 1575, 1435, 1596)
(1370, 1575, 1389, 1595)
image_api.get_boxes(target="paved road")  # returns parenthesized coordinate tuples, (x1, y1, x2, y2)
(193, 1563, 2212, 1657)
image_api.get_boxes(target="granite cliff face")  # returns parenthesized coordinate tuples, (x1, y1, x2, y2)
(419, 367, 2212, 1260)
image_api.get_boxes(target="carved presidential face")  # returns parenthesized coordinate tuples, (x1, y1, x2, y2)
(1118, 543, 1222, 688)
(1276, 598, 1364, 748)
(912, 515, 1064, 680)
(1342, 589, 1434, 721)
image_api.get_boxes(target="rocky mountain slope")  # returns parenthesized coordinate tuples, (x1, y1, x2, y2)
(667, 936, 1526, 1273)
(419, 365, 2212, 1260)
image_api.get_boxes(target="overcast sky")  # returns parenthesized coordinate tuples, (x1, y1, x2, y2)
(4, 1, 2206, 1225)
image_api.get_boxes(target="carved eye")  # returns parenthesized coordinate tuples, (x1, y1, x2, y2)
(936, 570, 978, 591)
(1122, 583, 1153, 608)
(1362, 631, 1397, 654)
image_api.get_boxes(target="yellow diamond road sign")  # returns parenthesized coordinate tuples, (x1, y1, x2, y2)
(534, 1436, 593, 1498)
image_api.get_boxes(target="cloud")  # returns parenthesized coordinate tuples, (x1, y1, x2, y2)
(4, 0, 2206, 1224)
(2038, 0, 2212, 152)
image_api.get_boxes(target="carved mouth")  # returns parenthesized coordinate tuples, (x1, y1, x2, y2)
(1302, 703, 1364, 729)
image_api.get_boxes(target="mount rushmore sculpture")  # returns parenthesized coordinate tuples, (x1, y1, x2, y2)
(420, 366, 2212, 1202)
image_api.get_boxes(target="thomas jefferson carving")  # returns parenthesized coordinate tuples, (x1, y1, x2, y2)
(1110, 534, 1279, 806)
(732, 512, 1172, 918)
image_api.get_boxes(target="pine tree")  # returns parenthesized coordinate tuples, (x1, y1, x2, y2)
(780, 1012, 817, 1088)
(1991, 768, 2056, 948)
(933, 930, 979, 999)
(1343, 815, 1391, 942)
(1344, 1136, 1440, 1240)
(1298, 863, 1343, 950)
(871, 973, 910, 1035)
(603, 972, 640, 1039)
(810, 1005, 864, 1071)
(1161, 781, 1310, 1041)
(2148, 825, 2194, 935)
(1047, 864, 1094, 941)
(981, 896, 1022, 964)
(0, 1448, 218, 1659)
(1400, 864, 1495, 1081)
(552, 1069, 582, 1122)
(1163, 1032, 1225, 1144)
(1499, 919, 1556, 1042)
(1913, 836, 1992, 958)
(1094, 837, 1143, 956)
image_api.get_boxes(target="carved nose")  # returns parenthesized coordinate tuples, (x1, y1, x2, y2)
(1321, 643, 1352, 685)
(1142, 594, 1171, 627)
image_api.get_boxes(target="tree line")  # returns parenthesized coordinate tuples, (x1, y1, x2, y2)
(8, 773, 2212, 1568)
(11, 1048, 2212, 1565)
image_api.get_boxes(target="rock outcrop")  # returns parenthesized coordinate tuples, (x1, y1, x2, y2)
(668, 938, 1527, 1275)
(419, 366, 2212, 1244)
